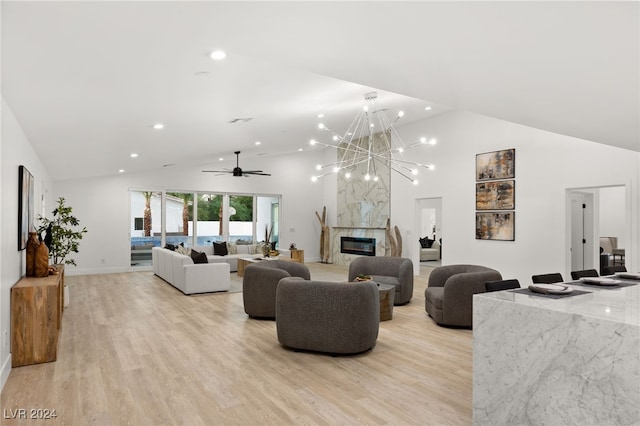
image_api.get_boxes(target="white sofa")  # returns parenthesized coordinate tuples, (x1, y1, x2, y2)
(152, 243, 292, 294)
(420, 240, 441, 261)
(152, 246, 230, 295)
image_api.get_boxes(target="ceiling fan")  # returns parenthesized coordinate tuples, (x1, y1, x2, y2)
(202, 151, 271, 177)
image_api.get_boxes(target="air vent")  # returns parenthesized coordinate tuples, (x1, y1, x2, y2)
(228, 118, 253, 124)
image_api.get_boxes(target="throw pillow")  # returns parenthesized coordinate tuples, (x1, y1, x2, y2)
(190, 249, 208, 264)
(419, 237, 435, 248)
(227, 242, 238, 255)
(165, 243, 176, 251)
(213, 241, 228, 256)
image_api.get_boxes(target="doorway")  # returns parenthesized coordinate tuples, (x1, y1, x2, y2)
(414, 197, 443, 272)
(567, 185, 628, 276)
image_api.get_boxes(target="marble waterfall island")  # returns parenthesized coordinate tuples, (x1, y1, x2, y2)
(473, 283, 639, 425)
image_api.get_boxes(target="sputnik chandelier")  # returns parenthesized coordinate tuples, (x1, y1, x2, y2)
(310, 92, 436, 185)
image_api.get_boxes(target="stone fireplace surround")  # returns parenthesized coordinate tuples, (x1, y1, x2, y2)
(330, 132, 391, 265)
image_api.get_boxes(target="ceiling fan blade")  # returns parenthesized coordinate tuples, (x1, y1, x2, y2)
(246, 171, 272, 176)
(202, 170, 232, 173)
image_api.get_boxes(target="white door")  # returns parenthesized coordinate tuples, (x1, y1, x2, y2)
(570, 192, 595, 272)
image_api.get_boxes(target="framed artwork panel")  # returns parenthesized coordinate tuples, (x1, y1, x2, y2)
(18, 165, 34, 250)
(476, 211, 515, 241)
(476, 148, 515, 181)
(476, 180, 515, 210)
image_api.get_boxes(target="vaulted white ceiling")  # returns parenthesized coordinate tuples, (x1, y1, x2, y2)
(2, 1, 638, 181)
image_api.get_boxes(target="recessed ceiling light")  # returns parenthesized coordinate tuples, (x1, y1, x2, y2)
(317, 113, 325, 118)
(153, 123, 164, 129)
(210, 50, 227, 60)
(118, 169, 125, 173)
(219, 157, 224, 161)
(130, 153, 138, 158)
(298, 148, 303, 152)
(255, 141, 261, 145)
(425, 106, 432, 111)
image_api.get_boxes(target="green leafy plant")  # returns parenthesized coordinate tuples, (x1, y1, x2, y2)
(37, 197, 88, 266)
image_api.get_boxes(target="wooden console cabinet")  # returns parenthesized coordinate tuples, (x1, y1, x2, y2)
(11, 266, 64, 367)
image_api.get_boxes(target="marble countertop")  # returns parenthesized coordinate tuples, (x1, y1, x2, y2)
(476, 279, 640, 326)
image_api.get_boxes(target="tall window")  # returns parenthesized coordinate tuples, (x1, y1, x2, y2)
(166, 192, 194, 247)
(130, 190, 161, 266)
(257, 195, 279, 248)
(197, 193, 223, 244)
(229, 195, 254, 242)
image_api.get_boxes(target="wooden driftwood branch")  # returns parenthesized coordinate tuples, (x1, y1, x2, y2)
(315, 206, 330, 263)
(385, 218, 403, 257)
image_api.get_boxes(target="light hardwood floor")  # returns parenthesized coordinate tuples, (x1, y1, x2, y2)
(1, 263, 472, 426)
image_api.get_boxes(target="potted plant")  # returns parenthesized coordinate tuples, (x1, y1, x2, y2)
(37, 197, 88, 266)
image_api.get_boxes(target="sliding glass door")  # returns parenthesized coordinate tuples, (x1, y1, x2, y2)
(130, 190, 281, 267)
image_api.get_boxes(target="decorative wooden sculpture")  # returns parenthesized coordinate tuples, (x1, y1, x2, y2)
(25, 232, 39, 277)
(35, 241, 50, 277)
(385, 219, 403, 257)
(315, 206, 330, 263)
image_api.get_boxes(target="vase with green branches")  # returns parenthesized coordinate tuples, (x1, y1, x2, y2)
(37, 197, 88, 266)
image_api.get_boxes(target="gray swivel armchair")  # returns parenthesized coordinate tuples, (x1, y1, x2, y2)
(276, 278, 379, 355)
(242, 260, 310, 319)
(425, 264, 502, 328)
(348, 256, 414, 305)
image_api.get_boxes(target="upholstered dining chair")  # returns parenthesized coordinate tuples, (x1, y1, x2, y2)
(602, 265, 627, 275)
(570, 269, 599, 280)
(531, 273, 564, 284)
(348, 256, 414, 305)
(485, 279, 521, 292)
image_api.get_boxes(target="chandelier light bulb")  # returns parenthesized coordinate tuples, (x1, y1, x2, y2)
(333, 135, 339, 141)
(413, 180, 419, 185)
(429, 138, 437, 145)
(318, 123, 325, 129)
(311, 176, 318, 182)
(398, 148, 404, 153)
(316, 164, 322, 170)
(398, 111, 404, 118)
(310, 139, 317, 145)
(333, 166, 340, 173)
(420, 137, 427, 144)
(373, 175, 379, 182)
(345, 172, 351, 179)
(411, 169, 418, 175)
(364, 173, 371, 181)
(363, 105, 369, 112)
(428, 164, 435, 170)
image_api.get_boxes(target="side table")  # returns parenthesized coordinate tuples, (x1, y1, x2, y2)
(377, 283, 395, 321)
(290, 249, 304, 264)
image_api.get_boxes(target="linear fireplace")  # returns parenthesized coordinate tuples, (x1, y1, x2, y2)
(341, 237, 376, 256)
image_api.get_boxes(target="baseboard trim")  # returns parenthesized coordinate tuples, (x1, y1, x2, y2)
(1, 353, 12, 392)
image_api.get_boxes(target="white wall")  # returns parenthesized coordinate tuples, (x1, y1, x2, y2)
(1, 97, 53, 388)
(53, 150, 326, 275)
(599, 186, 626, 248)
(360, 110, 638, 285)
